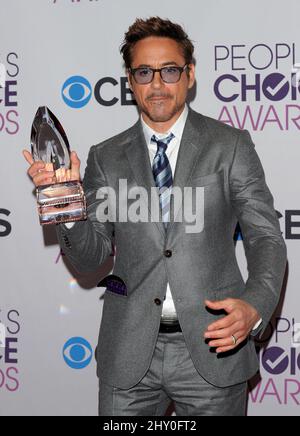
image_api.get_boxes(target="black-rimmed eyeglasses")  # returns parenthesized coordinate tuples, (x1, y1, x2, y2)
(129, 65, 189, 84)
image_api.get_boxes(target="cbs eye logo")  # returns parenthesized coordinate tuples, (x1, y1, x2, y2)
(62, 76, 92, 109)
(63, 337, 93, 370)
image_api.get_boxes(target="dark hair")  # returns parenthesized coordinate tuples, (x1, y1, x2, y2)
(120, 17, 195, 69)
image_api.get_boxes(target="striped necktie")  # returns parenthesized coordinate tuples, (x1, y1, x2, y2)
(151, 133, 175, 229)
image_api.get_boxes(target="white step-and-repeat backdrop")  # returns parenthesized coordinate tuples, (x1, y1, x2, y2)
(0, 0, 299, 416)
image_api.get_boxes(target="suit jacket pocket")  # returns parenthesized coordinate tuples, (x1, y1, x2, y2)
(104, 289, 128, 303)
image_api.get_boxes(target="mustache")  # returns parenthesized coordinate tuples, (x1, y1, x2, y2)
(146, 93, 173, 100)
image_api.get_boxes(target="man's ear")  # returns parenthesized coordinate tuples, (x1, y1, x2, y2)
(187, 64, 196, 90)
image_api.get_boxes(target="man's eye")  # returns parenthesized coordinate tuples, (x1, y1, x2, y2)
(164, 67, 178, 74)
(137, 69, 151, 76)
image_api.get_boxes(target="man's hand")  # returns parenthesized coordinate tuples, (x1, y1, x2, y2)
(23, 149, 81, 187)
(204, 298, 261, 354)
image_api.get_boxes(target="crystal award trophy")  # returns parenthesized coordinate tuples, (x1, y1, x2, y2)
(31, 106, 87, 225)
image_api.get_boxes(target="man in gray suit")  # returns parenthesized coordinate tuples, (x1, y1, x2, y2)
(24, 17, 287, 416)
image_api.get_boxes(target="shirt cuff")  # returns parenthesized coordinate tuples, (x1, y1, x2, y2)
(252, 318, 262, 331)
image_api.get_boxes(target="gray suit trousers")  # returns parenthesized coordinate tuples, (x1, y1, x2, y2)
(99, 331, 247, 416)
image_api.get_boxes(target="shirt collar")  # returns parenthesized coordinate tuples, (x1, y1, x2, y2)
(141, 104, 189, 147)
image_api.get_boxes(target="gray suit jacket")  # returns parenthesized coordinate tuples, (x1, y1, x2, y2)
(57, 108, 287, 389)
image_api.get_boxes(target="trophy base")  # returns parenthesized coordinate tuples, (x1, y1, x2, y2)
(36, 181, 87, 225)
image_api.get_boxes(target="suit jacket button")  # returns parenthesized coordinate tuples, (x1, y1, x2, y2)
(164, 250, 172, 258)
(154, 298, 162, 306)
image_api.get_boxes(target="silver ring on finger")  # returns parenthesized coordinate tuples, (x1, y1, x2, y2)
(231, 335, 237, 346)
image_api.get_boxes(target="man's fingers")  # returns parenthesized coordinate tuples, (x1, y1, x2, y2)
(216, 334, 247, 354)
(206, 313, 236, 332)
(25, 149, 80, 185)
(28, 162, 46, 178)
(66, 169, 71, 181)
(71, 151, 80, 169)
(208, 338, 235, 348)
(23, 149, 46, 179)
(23, 149, 34, 165)
(45, 162, 54, 172)
(70, 151, 81, 181)
(33, 171, 55, 186)
(204, 321, 241, 339)
(207, 330, 245, 348)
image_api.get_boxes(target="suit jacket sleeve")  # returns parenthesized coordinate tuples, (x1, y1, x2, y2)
(56, 145, 114, 273)
(229, 130, 287, 337)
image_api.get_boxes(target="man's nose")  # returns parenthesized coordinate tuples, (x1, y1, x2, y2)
(151, 70, 164, 88)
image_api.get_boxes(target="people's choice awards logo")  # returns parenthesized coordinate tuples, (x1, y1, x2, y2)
(62, 76, 92, 109)
(214, 43, 300, 131)
(63, 337, 93, 369)
(249, 317, 300, 406)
